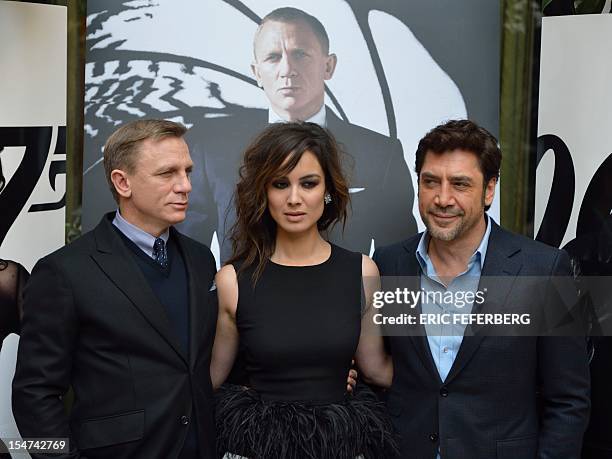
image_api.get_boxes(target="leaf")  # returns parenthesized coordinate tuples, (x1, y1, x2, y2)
(574, 0, 607, 13)
(543, 0, 555, 10)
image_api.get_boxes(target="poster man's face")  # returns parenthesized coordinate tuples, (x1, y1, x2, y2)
(252, 20, 337, 121)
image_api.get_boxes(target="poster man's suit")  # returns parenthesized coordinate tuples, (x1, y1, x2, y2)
(374, 220, 590, 459)
(182, 107, 417, 260)
(12, 214, 218, 459)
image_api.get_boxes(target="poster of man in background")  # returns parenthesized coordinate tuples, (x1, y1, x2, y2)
(183, 7, 416, 261)
(82, 0, 499, 264)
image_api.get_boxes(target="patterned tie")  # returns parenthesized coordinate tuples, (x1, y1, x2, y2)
(153, 237, 168, 268)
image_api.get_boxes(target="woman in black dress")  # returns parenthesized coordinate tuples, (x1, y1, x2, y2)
(210, 122, 395, 458)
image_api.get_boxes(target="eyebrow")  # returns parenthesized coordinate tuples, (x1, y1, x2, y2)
(153, 163, 193, 174)
(272, 172, 322, 181)
(449, 175, 473, 183)
(299, 174, 321, 180)
(420, 172, 473, 182)
(420, 172, 439, 181)
(263, 50, 281, 57)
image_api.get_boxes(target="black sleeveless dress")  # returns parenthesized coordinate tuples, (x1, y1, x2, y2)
(215, 244, 396, 458)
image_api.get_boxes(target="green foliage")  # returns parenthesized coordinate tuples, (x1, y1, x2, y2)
(574, 0, 607, 13)
(543, 0, 554, 10)
(65, 209, 81, 244)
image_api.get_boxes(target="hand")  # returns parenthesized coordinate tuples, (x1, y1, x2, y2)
(346, 360, 358, 393)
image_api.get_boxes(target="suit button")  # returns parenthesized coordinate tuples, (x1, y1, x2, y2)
(429, 433, 438, 442)
(440, 387, 449, 397)
(180, 415, 190, 425)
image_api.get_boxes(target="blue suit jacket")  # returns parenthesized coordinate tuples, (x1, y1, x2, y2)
(374, 220, 590, 459)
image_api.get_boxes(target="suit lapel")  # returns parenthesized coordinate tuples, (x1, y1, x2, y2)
(173, 230, 209, 371)
(444, 222, 522, 383)
(91, 215, 188, 365)
(397, 238, 444, 384)
(326, 108, 341, 130)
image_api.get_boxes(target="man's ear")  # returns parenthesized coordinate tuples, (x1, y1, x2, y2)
(111, 169, 132, 199)
(324, 53, 337, 80)
(484, 177, 497, 207)
(251, 62, 263, 87)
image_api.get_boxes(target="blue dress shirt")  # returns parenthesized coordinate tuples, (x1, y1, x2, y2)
(415, 215, 492, 459)
(415, 215, 492, 382)
(112, 210, 169, 259)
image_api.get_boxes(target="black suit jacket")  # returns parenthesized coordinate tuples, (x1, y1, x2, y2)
(373, 220, 590, 459)
(12, 214, 218, 459)
(564, 217, 612, 458)
(181, 107, 417, 260)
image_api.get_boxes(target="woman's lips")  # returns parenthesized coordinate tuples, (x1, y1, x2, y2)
(284, 212, 306, 222)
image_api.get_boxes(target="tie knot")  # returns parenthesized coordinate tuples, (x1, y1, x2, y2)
(153, 238, 168, 268)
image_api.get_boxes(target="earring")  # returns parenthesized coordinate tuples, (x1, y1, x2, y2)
(324, 192, 332, 205)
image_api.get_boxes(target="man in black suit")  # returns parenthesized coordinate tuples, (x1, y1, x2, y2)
(182, 7, 416, 261)
(12, 120, 217, 458)
(373, 120, 590, 458)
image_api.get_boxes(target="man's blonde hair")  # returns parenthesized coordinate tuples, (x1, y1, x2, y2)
(103, 119, 187, 202)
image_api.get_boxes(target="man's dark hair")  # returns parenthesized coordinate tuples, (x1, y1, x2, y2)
(415, 119, 501, 192)
(256, 7, 330, 55)
(415, 120, 500, 211)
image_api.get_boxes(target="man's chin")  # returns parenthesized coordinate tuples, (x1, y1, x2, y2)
(431, 231, 456, 242)
(167, 211, 187, 225)
(272, 101, 310, 121)
(427, 223, 461, 242)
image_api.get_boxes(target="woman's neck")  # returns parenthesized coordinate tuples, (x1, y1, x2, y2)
(271, 228, 330, 266)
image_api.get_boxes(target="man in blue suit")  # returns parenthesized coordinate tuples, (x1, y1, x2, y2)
(374, 119, 590, 458)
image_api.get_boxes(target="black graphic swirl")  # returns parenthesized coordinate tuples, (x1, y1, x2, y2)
(0, 127, 52, 245)
(29, 126, 67, 212)
(577, 152, 612, 238)
(536, 134, 575, 247)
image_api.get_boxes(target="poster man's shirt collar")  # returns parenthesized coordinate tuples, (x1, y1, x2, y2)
(268, 103, 327, 126)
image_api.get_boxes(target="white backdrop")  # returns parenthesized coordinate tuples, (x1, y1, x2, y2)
(0, 2, 67, 456)
(536, 14, 612, 246)
(82, 0, 501, 265)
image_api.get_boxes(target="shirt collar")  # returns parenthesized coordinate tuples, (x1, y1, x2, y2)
(268, 104, 327, 126)
(112, 210, 170, 258)
(416, 213, 492, 272)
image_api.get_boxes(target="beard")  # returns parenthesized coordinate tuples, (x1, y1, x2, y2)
(420, 189, 487, 242)
(422, 209, 466, 241)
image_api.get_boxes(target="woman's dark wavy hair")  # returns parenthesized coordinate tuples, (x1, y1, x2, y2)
(226, 122, 350, 284)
